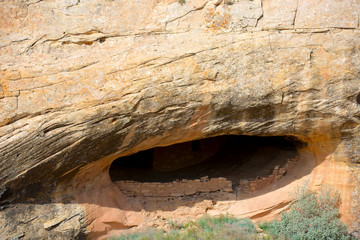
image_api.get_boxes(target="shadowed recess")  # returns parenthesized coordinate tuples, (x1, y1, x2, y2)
(109, 135, 302, 186)
(356, 93, 360, 105)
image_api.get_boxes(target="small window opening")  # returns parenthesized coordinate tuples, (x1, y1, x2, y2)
(99, 37, 106, 43)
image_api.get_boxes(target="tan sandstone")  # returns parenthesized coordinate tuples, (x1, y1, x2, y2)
(0, 0, 360, 239)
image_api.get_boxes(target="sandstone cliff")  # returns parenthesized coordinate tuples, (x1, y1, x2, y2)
(0, 0, 360, 239)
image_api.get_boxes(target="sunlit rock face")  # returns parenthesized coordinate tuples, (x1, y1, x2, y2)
(0, 0, 360, 239)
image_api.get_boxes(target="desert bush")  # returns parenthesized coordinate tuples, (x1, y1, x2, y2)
(112, 214, 259, 240)
(263, 184, 351, 240)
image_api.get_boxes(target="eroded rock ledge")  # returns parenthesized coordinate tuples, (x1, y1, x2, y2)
(0, 0, 360, 239)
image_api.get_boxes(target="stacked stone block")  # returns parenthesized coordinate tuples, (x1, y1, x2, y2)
(116, 176, 233, 197)
(116, 155, 299, 197)
(241, 155, 300, 192)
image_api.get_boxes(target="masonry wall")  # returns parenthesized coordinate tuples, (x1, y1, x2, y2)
(242, 155, 300, 192)
(116, 177, 233, 197)
(115, 155, 299, 197)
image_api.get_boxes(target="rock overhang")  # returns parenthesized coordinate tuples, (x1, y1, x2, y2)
(0, 0, 360, 239)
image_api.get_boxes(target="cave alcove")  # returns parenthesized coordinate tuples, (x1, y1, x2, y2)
(109, 135, 301, 194)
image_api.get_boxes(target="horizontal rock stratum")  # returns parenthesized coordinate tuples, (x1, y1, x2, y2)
(1, 0, 360, 239)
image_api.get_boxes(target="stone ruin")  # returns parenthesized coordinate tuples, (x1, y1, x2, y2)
(245, 155, 299, 192)
(116, 177, 233, 197)
(112, 136, 300, 199)
(115, 155, 299, 198)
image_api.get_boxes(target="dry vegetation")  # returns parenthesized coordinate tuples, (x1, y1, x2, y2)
(111, 185, 354, 240)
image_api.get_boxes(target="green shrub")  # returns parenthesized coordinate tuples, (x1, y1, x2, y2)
(196, 214, 256, 233)
(110, 228, 165, 240)
(263, 184, 351, 240)
(111, 214, 259, 240)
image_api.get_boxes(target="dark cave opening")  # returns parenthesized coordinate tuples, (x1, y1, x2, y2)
(109, 135, 301, 188)
(356, 93, 360, 105)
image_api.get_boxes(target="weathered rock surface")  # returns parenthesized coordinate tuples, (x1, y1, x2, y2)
(0, 0, 360, 239)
